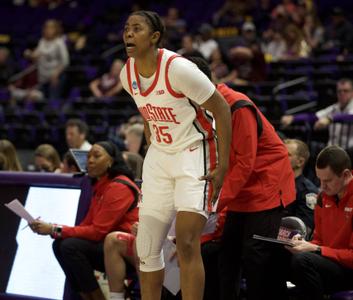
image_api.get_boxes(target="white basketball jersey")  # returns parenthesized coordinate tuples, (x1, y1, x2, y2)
(124, 49, 215, 153)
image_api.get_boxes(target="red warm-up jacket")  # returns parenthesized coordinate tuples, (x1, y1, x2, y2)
(312, 179, 353, 269)
(217, 83, 295, 212)
(61, 175, 139, 241)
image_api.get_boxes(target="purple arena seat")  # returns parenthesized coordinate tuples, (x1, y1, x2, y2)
(331, 291, 353, 300)
(333, 114, 353, 123)
(292, 113, 318, 124)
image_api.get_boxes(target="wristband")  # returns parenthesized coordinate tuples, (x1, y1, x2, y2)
(314, 245, 322, 255)
(50, 224, 63, 239)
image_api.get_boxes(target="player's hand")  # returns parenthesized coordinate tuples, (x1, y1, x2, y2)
(30, 220, 52, 235)
(199, 166, 227, 205)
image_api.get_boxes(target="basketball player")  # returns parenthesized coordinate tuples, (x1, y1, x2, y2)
(120, 10, 231, 300)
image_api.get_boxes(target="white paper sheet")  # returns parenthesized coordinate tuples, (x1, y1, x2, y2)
(202, 213, 217, 234)
(163, 239, 180, 295)
(4, 199, 35, 223)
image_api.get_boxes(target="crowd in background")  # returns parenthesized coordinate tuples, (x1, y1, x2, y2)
(0, 1, 353, 300)
(0, 0, 352, 173)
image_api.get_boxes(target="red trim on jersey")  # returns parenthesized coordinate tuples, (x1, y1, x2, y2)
(134, 49, 164, 97)
(126, 58, 133, 95)
(196, 109, 217, 211)
(165, 55, 185, 98)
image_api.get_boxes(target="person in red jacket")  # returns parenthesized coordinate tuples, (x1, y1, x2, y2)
(189, 57, 295, 300)
(30, 141, 139, 300)
(285, 145, 353, 300)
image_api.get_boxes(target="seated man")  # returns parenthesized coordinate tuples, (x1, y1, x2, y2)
(65, 118, 92, 151)
(281, 78, 353, 149)
(284, 145, 353, 300)
(284, 139, 318, 234)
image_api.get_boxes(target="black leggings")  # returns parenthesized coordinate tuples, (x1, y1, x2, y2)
(218, 206, 286, 300)
(52, 238, 105, 293)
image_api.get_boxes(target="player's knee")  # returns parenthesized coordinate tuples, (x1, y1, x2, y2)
(136, 222, 164, 272)
(104, 232, 119, 253)
(176, 237, 198, 261)
(138, 253, 164, 272)
(105, 232, 132, 255)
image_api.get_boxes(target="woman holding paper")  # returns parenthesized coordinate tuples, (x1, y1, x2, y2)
(30, 141, 140, 300)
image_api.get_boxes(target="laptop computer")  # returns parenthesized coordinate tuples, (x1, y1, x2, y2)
(69, 149, 89, 173)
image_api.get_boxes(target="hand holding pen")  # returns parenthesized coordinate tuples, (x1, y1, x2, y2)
(21, 216, 41, 231)
(29, 219, 53, 235)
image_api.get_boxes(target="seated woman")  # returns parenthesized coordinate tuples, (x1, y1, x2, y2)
(34, 144, 61, 173)
(89, 59, 124, 99)
(30, 141, 140, 300)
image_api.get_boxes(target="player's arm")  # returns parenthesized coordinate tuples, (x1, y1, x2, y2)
(201, 91, 231, 203)
(169, 57, 231, 203)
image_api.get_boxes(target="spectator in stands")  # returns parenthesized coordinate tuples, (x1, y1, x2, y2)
(0, 139, 22, 171)
(194, 23, 219, 61)
(124, 123, 144, 155)
(271, 0, 299, 24)
(122, 151, 143, 180)
(8, 80, 44, 104)
(163, 7, 186, 48)
(284, 139, 318, 233)
(65, 118, 92, 150)
(209, 48, 237, 84)
(7, 56, 43, 104)
(190, 57, 295, 300)
(281, 78, 353, 149)
(24, 19, 69, 99)
(283, 146, 353, 299)
(89, 59, 124, 99)
(177, 34, 204, 59)
(0, 47, 16, 88)
(282, 23, 310, 60)
(60, 151, 80, 173)
(322, 7, 353, 55)
(261, 29, 287, 62)
(303, 13, 324, 51)
(30, 141, 140, 300)
(34, 144, 61, 173)
(228, 22, 267, 83)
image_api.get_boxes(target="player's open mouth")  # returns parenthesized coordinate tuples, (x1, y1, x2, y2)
(125, 43, 136, 51)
